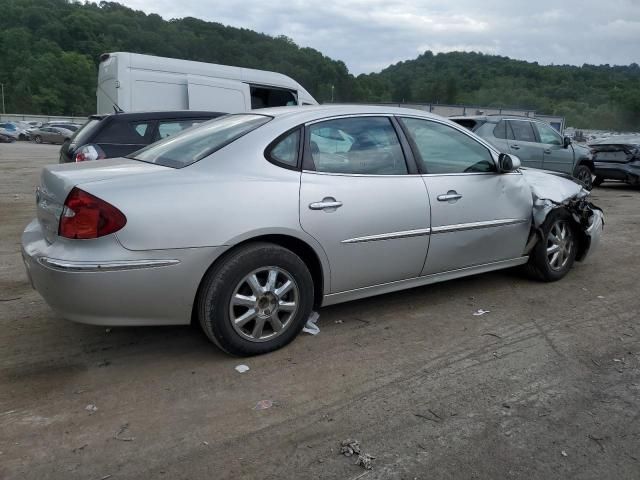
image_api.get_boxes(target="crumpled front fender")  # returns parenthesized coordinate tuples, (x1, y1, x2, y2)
(520, 168, 604, 261)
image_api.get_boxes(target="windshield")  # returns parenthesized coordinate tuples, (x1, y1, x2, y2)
(129, 114, 271, 168)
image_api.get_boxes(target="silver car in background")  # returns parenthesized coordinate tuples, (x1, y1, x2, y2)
(22, 106, 604, 356)
(31, 126, 75, 144)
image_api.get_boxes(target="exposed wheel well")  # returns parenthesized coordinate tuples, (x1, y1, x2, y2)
(575, 158, 594, 173)
(192, 235, 325, 324)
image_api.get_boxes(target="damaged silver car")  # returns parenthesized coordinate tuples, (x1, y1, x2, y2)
(21, 106, 604, 356)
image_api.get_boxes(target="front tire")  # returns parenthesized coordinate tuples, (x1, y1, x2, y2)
(574, 164, 593, 190)
(34, 135, 42, 144)
(525, 209, 577, 282)
(593, 176, 604, 187)
(197, 243, 314, 356)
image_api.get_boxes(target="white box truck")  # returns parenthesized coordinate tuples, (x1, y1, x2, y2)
(97, 52, 318, 114)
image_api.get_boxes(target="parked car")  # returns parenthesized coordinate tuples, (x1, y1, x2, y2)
(22, 106, 603, 356)
(450, 115, 595, 189)
(31, 126, 74, 144)
(59, 111, 224, 163)
(0, 132, 15, 143)
(589, 135, 640, 187)
(45, 123, 81, 132)
(0, 122, 29, 140)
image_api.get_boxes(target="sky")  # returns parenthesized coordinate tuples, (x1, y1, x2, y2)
(122, 0, 640, 74)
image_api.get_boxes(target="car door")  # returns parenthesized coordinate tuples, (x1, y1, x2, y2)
(50, 128, 65, 143)
(40, 128, 54, 142)
(299, 116, 431, 293)
(506, 120, 544, 169)
(534, 121, 574, 174)
(398, 117, 532, 275)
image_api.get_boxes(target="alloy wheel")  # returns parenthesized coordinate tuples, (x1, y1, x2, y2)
(577, 167, 593, 189)
(229, 267, 299, 342)
(546, 220, 573, 271)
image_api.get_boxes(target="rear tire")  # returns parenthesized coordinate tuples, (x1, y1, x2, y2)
(34, 135, 42, 144)
(593, 176, 604, 187)
(574, 164, 593, 190)
(197, 242, 314, 356)
(525, 209, 577, 282)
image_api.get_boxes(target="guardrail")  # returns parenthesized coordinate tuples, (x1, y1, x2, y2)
(1, 114, 88, 124)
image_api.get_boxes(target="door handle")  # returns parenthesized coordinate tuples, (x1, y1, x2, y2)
(437, 191, 463, 202)
(309, 197, 343, 210)
(510, 144, 520, 150)
(544, 149, 551, 154)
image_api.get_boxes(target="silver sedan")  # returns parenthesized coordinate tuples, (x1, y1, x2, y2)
(22, 106, 604, 355)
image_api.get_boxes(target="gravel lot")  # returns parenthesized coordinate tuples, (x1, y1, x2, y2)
(1, 142, 639, 480)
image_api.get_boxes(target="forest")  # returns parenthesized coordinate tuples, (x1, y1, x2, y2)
(1, 0, 639, 129)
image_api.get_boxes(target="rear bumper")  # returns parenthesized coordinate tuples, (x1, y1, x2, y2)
(594, 160, 640, 185)
(22, 219, 224, 326)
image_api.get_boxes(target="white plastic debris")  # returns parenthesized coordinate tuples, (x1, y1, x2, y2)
(561, 450, 568, 457)
(253, 399, 274, 410)
(234, 364, 250, 373)
(597, 295, 605, 299)
(473, 309, 490, 316)
(85, 404, 98, 414)
(303, 311, 320, 335)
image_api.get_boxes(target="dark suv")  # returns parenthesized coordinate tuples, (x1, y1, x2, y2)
(60, 111, 224, 163)
(450, 115, 594, 189)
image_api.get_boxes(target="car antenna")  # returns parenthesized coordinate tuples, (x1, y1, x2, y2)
(113, 104, 124, 114)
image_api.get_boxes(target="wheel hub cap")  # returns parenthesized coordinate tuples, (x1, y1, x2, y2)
(546, 220, 573, 271)
(229, 267, 299, 343)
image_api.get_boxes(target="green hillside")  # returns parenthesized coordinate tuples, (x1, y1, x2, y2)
(1, 0, 638, 129)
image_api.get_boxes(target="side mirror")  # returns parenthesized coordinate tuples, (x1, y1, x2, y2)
(563, 136, 572, 148)
(498, 153, 521, 172)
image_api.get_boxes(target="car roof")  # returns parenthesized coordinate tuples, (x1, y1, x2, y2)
(255, 104, 446, 122)
(449, 114, 539, 122)
(87, 110, 225, 121)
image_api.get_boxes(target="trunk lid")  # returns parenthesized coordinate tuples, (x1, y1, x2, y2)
(36, 158, 169, 243)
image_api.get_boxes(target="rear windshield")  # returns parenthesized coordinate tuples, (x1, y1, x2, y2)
(129, 114, 271, 168)
(70, 119, 101, 146)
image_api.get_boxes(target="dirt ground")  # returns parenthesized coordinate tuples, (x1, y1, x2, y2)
(1, 142, 639, 480)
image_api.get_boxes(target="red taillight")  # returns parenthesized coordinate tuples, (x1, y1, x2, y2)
(74, 144, 106, 162)
(59, 187, 126, 239)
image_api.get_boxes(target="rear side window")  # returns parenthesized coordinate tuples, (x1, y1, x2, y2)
(95, 120, 153, 144)
(493, 120, 515, 140)
(308, 117, 407, 175)
(267, 129, 301, 168)
(400, 118, 495, 174)
(250, 86, 297, 109)
(130, 114, 271, 168)
(508, 121, 537, 142)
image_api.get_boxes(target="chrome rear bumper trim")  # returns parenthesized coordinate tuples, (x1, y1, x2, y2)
(38, 257, 180, 272)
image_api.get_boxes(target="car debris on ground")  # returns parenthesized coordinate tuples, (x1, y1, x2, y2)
(340, 439, 375, 470)
(234, 364, 250, 373)
(302, 312, 320, 335)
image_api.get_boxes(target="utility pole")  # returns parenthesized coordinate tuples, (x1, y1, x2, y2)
(331, 85, 334, 103)
(1, 83, 5, 115)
